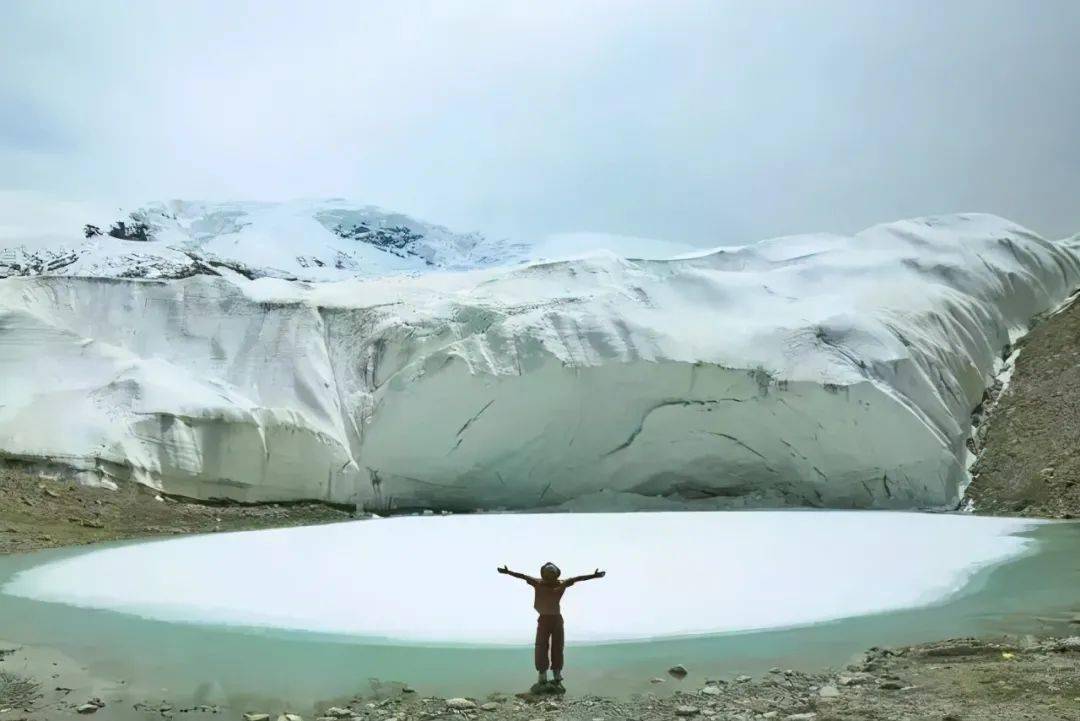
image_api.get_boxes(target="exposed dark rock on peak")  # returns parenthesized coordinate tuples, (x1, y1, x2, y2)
(331, 222, 434, 264)
(107, 219, 152, 242)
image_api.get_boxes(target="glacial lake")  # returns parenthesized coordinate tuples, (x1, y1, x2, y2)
(1, 512, 1078, 710)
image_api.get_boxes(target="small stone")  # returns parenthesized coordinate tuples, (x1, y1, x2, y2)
(734, 674, 751, 683)
(76, 704, 100, 714)
(445, 698, 476, 710)
(1056, 636, 1080, 651)
(243, 715, 271, 721)
(674, 706, 699, 716)
(277, 715, 302, 721)
(818, 685, 840, 698)
(699, 685, 721, 696)
(402, 686, 416, 694)
(785, 714, 817, 721)
(649, 677, 665, 684)
(480, 702, 500, 711)
(762, 713, 779, 720)
(668, 664, 689, 678)
(878, 680, 903, 690)
(837, 672, 872, 686)
(768, 666, 782, 674)
(324, 709, 351, 718)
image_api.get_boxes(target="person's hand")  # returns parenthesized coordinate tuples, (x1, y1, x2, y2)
(498, 565, 509, 574)
(595, 568, 606, 578)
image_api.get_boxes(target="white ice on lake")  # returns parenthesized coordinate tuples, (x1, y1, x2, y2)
(4, 511, 1037, 644)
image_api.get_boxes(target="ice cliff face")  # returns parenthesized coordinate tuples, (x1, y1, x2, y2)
(1, 209, 1078, 511)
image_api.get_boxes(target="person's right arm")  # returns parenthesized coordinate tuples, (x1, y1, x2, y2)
(497, 565, 538, 585)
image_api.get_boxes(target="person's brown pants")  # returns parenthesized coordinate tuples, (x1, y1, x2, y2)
(535, 614, 564, 672)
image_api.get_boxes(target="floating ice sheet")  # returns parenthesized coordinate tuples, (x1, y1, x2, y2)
(4, 512, 1037, 644)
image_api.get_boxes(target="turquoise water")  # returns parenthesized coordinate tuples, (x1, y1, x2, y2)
(0, 521, 1078, 710)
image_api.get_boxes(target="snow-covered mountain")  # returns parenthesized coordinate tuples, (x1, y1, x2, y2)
(1, 206, 1078, 512)
(0, 199, 531, 282)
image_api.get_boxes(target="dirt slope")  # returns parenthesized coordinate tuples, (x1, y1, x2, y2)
(967, 293, 1080, 518)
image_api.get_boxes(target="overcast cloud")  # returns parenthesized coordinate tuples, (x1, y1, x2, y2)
(1, 0, 1078, 244)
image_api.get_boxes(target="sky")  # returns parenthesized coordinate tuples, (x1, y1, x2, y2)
(1, 0, 1078, 245)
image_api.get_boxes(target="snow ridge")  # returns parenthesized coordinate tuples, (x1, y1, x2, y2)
(0, 199, 530, 282)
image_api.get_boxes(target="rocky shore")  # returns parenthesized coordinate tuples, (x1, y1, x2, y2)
(3, 636, 1080, 721)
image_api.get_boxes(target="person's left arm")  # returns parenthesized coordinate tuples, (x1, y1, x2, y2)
(563, 568, 607, 586)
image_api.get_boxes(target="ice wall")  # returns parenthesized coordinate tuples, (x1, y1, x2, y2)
(1, 213, 1077, 510)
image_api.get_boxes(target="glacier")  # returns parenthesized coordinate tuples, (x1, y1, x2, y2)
(2, 512, 1038, 643)
(0, 203, 1078, 511)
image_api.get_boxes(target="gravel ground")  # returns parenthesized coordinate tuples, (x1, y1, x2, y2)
(0, 466, 354, 554)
